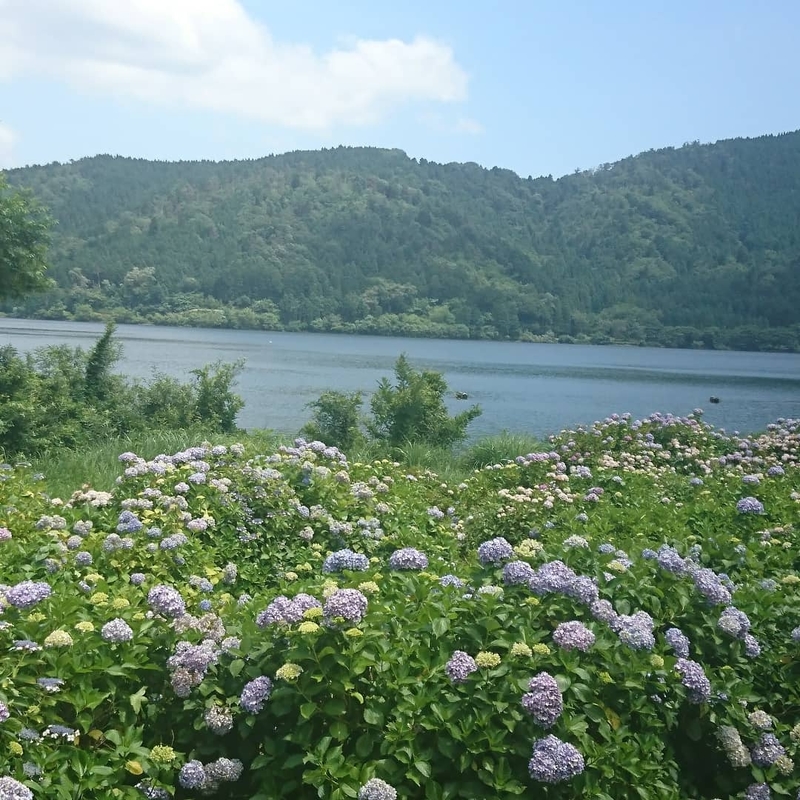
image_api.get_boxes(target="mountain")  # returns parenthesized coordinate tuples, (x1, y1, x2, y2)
(4, 131, 800, 351)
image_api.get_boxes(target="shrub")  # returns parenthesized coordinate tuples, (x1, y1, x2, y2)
(367, 354, 481, 449)
(300, 391, 364, 452)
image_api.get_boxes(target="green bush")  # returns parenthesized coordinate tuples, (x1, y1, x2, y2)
(0, 329, 245, 459)
(367, 354, 481, 449)
(300, 390, 364, 452)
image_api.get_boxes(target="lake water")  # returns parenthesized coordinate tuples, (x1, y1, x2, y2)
(2, 318, 799, 438)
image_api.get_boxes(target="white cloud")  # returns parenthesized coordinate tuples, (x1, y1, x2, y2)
(455, 117, 484, 135)
(0, 123, 18, 167)
(419, 111, 484, 136)
(0, 0, 470, 129)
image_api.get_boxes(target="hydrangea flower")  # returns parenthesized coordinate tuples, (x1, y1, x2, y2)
(445, 650, 478, 684)
(502, 560, 535, 585)
(477, 537, 514, 565)
(147, 585, 186, 618)
(744, 783, 771, 800)
(675, 659, 711, 703)
(0, 777, 33, 799)
(5, 581, 52, 610)
(521, 672, 563, 728)
(101, 619, 134, 643)
(358, 779, 398, 800)
(388, 548, 428, 570)
(322, 549, 370, 573)
(616, 611, 655, 651)
(737, 497, 765, 515)
(751, 733, 785, 767)
(323, 589, 368, 624)
(664, 628, 690, 658)
(528, 735, 585, 784)
(178, 761, 207, 790)
(553, 621, 595, 652)
(240, 676, 273, 713)
(204, 705, 234, 735)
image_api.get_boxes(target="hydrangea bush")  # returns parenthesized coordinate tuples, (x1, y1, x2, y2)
(0, 412, 800, 798)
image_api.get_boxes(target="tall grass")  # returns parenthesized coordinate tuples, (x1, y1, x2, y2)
(29, 427, 546, 498)
(458, 430, 545, 471)
(31, 428, 284, 498)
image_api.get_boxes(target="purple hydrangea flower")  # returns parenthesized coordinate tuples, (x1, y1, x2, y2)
(664, 628, 690, 658)
(692, 568, 732, 606)
(767, 465, 785, 477)
(130, 573, 146, 586)
(0, 701, 9, 722)
(717, 607, 750, 639)
(528, 735, 585, 784)
(5, 581, 52, 610)
(744, 784, 771, 800)
(477, 537, 514, 565)
(744, 634, 761, 658)
(240, 676, 273, 713)
(564, 576, 599, 605)
(675, 658, 711, 703)
(751, 733, 785, 767)
(553, 621, 595, 652)
(322, 549, 369, 572)
(502, 560, 536, 585)
(521, 672, 563, 728)
(529, 561, 576, 596)
(323, 589, 369, 624)
(590, 599, 619, 627)
(179, 761, 207, 789)
(445, 650, 478, 684)
(616, 611, 655, 651)
(388, 548, 429, 570)
(439, 574, 465, 588)
(116, 510, 143, 534)
(656, 545, 687, 575)
(147, 585, 186, 618)
(101, 618, 134, 643)
(737, 497, 765, 515)
(0, 777, 33, 799)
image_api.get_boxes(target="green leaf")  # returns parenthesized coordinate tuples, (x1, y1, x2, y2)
(229, 659, 245, 677)
(363, 708, 384, 726)
(414, 761, 432, 779)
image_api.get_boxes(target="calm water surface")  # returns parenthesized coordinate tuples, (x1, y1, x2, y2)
(2, 318, 799, 437)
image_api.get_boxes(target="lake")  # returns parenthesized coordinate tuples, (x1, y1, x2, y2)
(2, 318, 799, 438)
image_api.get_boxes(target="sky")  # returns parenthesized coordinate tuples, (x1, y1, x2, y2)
(1, 0, 799, 178)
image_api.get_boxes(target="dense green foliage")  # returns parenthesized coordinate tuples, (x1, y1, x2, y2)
(367, 354, 481, 448)
(0, 174, 52, 300)
(0, 324, 244, 458)
(1, 413, 800, 799)
(301, 356, 482, 452)
(4, 130, 800, 350)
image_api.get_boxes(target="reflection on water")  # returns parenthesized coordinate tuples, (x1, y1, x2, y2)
(2, 318, 799, 437)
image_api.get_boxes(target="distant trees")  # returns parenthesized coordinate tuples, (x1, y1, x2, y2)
(4, 132, 800, 351)
(0, 174, 51, 300)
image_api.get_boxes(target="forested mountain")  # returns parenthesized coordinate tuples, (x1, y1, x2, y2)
(4, 130, 800, 350)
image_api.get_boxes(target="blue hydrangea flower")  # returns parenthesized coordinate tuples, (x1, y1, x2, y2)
(552, 621, 595, 652)
(521, 672, 563, 728)
(477, 537, 514, 565)
(664, 628, 690, 658)
(240, 676, 273, 713)
(528, 735, 585, 784)
(675, 658, 711, 703)
(445, 650, 478, 684)
(101, 619, 134, 643)
(323, 589, 369, 624)
(147, 585, 186, 618)
(737, 497, 765, 514)
(388, 548, 428, 570)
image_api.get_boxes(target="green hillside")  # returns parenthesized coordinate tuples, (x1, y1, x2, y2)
(4, 131, 800, 350)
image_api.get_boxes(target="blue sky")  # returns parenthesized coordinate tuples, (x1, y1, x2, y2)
(1, 0, 799, 178)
